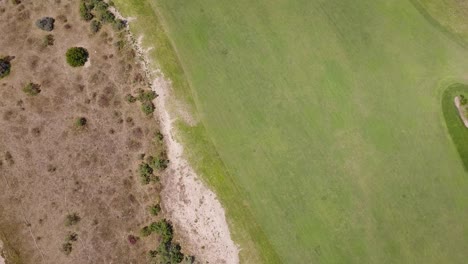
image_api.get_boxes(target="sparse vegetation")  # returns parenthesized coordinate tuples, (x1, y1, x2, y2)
(22, 82, 41, 96)
(0, 57, 11, 79)
(79, 1, 94, 21)
(138, 162, 153, 184)
(43, 34, 55, 46)
(61, 242, 73, 255)
(140, 226, 152, 237)
(141, 101, 155, 115)
(113, 19, 126, 31)
(125, 94, 137, 103)
(90, 20, 101, 33)
(66, 232, 78, 242)
(35, 17, 55, 32)
(65, 213, 81, 226)
(149, 204, 161, 216)
(66, 47, 89, 67)
(460, 95, 467, 105)
(75, 117, 87, 128)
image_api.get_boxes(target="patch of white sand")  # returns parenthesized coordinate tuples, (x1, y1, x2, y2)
(454, 96, 468, 128)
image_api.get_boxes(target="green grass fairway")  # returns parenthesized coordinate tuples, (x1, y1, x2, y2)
(116, 0, 468, 263)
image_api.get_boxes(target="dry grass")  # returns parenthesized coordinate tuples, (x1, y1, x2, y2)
(0, 0, 165, 262)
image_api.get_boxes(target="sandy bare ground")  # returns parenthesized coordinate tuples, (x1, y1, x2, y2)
(454, 96, 468, 128)
(114, 8, 240, 264)
(0, 240, 4, 264)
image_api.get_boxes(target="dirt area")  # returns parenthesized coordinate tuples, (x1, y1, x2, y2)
(0, 0, 167, 263)
(454, 96, 468, 127)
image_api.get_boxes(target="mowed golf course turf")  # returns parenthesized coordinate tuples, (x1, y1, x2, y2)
(115, 0, 468, 263)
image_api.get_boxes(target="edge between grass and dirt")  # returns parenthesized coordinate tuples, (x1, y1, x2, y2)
(111, 1, 281, 263)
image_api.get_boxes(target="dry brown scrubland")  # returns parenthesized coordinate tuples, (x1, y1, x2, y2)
(0, 0, 189, 263)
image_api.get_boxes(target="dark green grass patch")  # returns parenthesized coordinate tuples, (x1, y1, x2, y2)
(442, 83, 468, 171)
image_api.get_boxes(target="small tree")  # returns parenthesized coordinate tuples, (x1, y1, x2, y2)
(66, 47, 89, 67)
(0, 58, 11, 79)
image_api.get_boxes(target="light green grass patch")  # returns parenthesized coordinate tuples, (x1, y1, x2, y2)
(116, 0, 468, 263)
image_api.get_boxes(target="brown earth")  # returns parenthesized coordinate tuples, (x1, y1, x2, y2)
(0, 0, 168, 263)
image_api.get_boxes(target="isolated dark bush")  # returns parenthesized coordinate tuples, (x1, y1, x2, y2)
(137, 90, 158, 102)
(22, 82, 41, 96)
(66, 47, 89, 67)
(36, 17, 55, 31)
(90, 20, 101, 33)
(75, 117, 87, 127)
(139, 162, 153, 184)
(0, 58, 11, 79)
(66, 232, 78, 242)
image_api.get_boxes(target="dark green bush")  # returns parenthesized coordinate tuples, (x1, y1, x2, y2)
(150, 220, 173, 243)
(0, 58, 11, 79)
(90, 20, 101, 33)
(66, 47, 89, 67)
(22, 83, 41, 96)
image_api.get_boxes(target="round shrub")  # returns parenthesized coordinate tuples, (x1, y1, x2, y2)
(36, 17, 55, 31)
(0, 58, 11, 79)
(66, 47, 89, 67)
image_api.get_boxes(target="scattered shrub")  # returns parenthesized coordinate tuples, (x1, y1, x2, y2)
(114, 40, 125, 50)
(155, 158, 169, 170)
(0, 58, 11, 79)
(112, 19, 126, 31)
(66, 47, 89, 67)
(139, 162, 153, 184)
(43, 34, 54, 46)
(156, 242, 184, 263)
(79, 2, 94, 21)
(156, 131, 164, 141)
(22, 83, 41, 96)
(35, 17, 55, 32)
(65, 213, 81, 226)
(11, 0, 21, 5)
(94, 1, 109, 12)
(127, 235, 139, 245)
(61, 242, 73, 255)
(149, 204, 161, 216)
(66, 232, 78, 242)
(125, 94, 137, 103)
(460, 95, 467, 105)
(137, 90, 158, 102)
(99, 10, 115, 24)
(150, 220, 173, 243)
(140, 226, 152, 237)
(90, 20, 101, 33)
(75, 117, 87, 127)
(141, 101, 155, 115)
